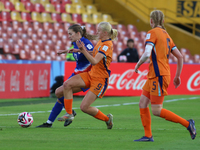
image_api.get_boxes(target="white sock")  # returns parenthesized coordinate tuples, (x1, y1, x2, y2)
(46, 120, 53, 124)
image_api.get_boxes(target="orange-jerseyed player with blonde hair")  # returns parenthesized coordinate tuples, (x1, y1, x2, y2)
(134, 10, 196, 141)
(57, 22, 118, 129)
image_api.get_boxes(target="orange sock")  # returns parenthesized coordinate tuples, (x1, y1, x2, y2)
(64, 99, 73, 114)
(160, 108, 189, 128)
(140, 107, 152, 138)
(94, 110, 109, 121)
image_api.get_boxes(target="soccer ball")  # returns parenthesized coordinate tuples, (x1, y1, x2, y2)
(17, 112, 33, 128)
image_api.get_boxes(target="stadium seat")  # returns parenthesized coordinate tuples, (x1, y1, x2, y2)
(117, 24, 127, 32)
(21, 0, 31, 4)
(31, 12, 42, 22)
(127, 24, 138, 32)
(27, 27, 34, 37)
(24, 1, 35, 12)
(40, 50, 46, 60)
(64, 22, 72, 31)
(6, 27, 13, 38)
(0, 2, 10, 12)
(61, 34, 67, 44)
(65, 4, 75, 14)
(11, 11, 24, 22)
(21, 33, 28, 42)
(61, 0, 71, 5)
(30, 50, 36, 60)
(23, 21, 32, 31)
(0, 54, 6, 60)
(43, 22, 53, 31)
(44, 45, 51, 55)
(54, 4, 66, 13)
(30, 0, 40, 4)
(102, 14, 118, 25)
(37, 39, 44, 49)
(12, 20, 21, 31)
(4, 1, 15, 11)
(19, 49, 29, 59)
(2, 33, 8, 41)
(71, 0, 82, 5)
(41, 34, 48, 43)
(92, 13, 102, 24)
(51, 51, 57, 60)
(24, 44, 31, 53)
(112, 52, 117, 62)
(33, 21, 42, 30)
(33, 44, 41, 54)
(44, 3, 57, 13)
(82, 13, 94, 24)
(1, 11, 12, 21)
(57, 28, 65, 39)
(41, 12, 56, 22)
(10, 0, 20, 5)
(37, 28, 44, 38)
(54, 22, 64, 31)
(194, 54, 200, 63)
(51, 34, 58, 43)
(6, 54, 16, 60)
(40, 0, 50, 6)
(34, 3, 45, 12)
(86, 5, 98, 15)
(11, 33, 18, 42)
(17, 39, 24, 47)
(47, 28, 54, 38)
(50, 0, 61, 5)
(13, 44, 21, 54)
(61, 13, 76, 23)
(85, 23, 95, 31)
(15, 2, 29, 12)
(3, 43, 13, 54)
(21, 12, 33, 21)
(2, 21, 11, 30)
(0, 38, 4, 48)
(75, 4, 86, 14)
(72, 13, 83, 24)
(51, 13, 62, 22)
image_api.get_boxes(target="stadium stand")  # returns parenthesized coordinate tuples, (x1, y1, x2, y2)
(0, 0, 198, 63)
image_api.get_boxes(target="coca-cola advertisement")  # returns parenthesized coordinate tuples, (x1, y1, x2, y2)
(0, 64, 50, 99)
(64, 62, 200, 96)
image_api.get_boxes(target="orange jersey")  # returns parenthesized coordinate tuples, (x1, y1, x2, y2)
(89, 39, 113, 78)
(145, 27, 177, 78)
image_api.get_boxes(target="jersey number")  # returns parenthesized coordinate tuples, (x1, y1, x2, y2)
(95, 83, 102, 91)
(167, 38, 170, 59)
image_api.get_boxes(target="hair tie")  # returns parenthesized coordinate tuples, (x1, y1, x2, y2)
(81, 26, 85, 30)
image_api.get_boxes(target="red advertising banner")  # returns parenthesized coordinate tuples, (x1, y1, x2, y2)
(0, 64, 50, 99)
(64, 62, 200, 96)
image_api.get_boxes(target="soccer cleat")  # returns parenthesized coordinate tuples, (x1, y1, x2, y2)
(187, 119, 196, 140)
(64, 110, 77, 127)
(105, 114, 113, 129)
(36, 122, 52, 128)
(134, 136, 154, 142)
(57, 112, 74, 127)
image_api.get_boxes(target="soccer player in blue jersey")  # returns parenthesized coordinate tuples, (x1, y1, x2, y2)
(36, 24, 94, 127)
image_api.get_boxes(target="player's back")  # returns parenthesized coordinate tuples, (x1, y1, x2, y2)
(89, 39, 113, 78)
(146, 27, 176, 78)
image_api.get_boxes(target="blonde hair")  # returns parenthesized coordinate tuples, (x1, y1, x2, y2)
(150, 10, 166, 30)
(98, 22, 118, 41)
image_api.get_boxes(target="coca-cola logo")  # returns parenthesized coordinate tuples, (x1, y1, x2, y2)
(108, 69, 148, 90)
(0, 70, 6, 92)
(187, 70, 200, 91)
(24, 70, 34, 91)
(10, 70, 20, 92)
(38, 70, 48, 90)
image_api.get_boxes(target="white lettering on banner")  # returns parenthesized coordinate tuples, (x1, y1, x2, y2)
(38, 70, 48, 90)
(24, 70, 34, 91)
(108, 69, 148, 90)
(10, 70, 20, 92)
(187, 71, 200, 91)
(0, 70, 6, 91)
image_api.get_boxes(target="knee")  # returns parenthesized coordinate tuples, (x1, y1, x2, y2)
(80, 104, 87, 113)
(55, 88, 62, 98)
(63, 81, 72, 90)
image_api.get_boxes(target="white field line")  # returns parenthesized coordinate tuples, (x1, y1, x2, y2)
(0, 96, 199, 117)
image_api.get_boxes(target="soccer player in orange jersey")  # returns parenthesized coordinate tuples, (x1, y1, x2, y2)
(134, 10, 196, 141)
(57, 22, 118, 129)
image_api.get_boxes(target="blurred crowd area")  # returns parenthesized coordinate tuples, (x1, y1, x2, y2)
(0, 0, 199, 63)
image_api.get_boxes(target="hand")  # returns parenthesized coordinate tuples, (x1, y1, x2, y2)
(134, 64, 139, 73)
(76, 40, 85, 51)
(173, 76, 181, 88)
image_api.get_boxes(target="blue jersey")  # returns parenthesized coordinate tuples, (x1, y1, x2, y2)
(72, 37, 94, 75)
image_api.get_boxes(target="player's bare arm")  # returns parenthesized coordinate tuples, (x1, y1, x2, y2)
(171, 48, 183, 88)
(135, 44, 152, 73)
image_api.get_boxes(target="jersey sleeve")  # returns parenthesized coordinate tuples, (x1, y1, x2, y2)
(170, 38, 177, 52)
(82, 39, 94, 51)
(145, 30, 157, 46)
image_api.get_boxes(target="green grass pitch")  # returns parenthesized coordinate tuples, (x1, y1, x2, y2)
(0, 95, 199, 150)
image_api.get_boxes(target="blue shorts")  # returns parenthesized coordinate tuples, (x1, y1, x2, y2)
(68, 73, 89, 92)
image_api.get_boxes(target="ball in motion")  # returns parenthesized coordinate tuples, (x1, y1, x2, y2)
(17, 112, 33, 128)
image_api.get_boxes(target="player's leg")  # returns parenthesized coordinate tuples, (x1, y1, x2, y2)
(57, 73, 87, 124)
(150, 76, 196, 140)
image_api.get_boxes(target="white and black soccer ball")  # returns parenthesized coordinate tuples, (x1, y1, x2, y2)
(17, 112, 33, 128)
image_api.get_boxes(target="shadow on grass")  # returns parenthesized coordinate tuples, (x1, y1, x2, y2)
(0, 95, 84, 107)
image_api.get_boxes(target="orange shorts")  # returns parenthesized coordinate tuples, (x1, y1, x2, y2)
(79, 72, 109, 98)
(142, 76, 170, 104)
